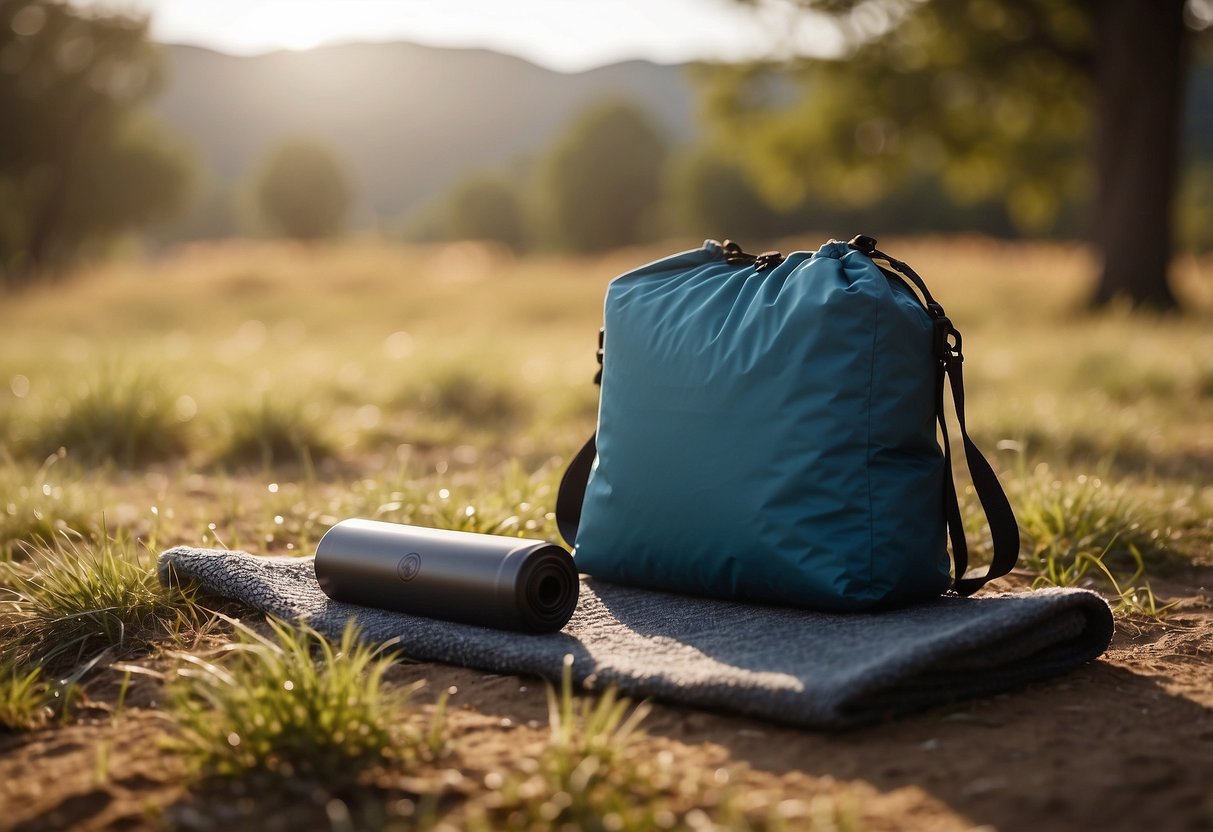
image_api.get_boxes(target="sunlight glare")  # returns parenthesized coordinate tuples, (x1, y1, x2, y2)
(226, 4, 337, 52)
(126, 0, 841, 70)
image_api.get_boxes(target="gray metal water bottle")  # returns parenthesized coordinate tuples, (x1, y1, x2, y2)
(314, 519, 579, 632)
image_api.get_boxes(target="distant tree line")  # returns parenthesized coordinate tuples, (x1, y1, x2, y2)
(4, 0, 1212, 308)
(406, 87, 1212, 263)
(400, 99, 1017, 253)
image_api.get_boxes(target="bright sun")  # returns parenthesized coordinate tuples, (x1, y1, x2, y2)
(223, 4, 343, 52)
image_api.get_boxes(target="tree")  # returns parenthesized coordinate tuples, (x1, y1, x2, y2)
(444, 173, 527, 249)
(255, 140, 352, 240)
(539, 100, 668, 252)
(664, 146, 791, 239)
(0, 0, 192, 287)
(705, 0, 1213, 309)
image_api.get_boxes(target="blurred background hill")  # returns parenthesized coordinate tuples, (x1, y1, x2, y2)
(151, 43, 698, 231)
(150, 41, 1213, 245)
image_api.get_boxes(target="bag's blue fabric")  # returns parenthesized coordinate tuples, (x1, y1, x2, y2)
(573, 239, 952, 611)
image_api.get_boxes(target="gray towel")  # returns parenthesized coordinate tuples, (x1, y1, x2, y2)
(158, 547, 1114, 729)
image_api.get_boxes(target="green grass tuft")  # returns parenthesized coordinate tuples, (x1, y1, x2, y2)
(1010, 464, 1175, 616)
(477, 655, 662, 831)
(471, 656, 862, 831)
(0, 537, 197, 667)
(29, 368, 193, 467)
(1071, 351, 1180, 403)
(217, 396, 335, 469)
(166, 618, 427, 781)
(402, 363, 530, 429)
(1014, 466, 1168, 571)
(0, 660, 55, 731)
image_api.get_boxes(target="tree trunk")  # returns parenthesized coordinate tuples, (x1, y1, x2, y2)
(1090, 0, 1188, 309)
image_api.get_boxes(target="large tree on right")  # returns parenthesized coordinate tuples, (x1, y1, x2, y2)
(706, 0, 1211, 309)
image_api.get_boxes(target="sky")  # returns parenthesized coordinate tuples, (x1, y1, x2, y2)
(70, 0, 843, 72)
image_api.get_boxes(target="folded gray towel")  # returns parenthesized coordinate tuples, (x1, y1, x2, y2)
(158, 547, 1114, 729)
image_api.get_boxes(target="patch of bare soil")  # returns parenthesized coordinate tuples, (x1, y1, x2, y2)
(2, 574, 1210, 832)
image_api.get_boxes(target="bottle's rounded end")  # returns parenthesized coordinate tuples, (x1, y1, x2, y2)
(514, 544, 579, 632)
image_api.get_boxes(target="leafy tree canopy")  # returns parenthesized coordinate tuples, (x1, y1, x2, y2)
(0, 0, 192, 287)
(538, 100, 668, 252)
(704, 1, 1097, 231)
(443, 173, 527, 250)
(703, 0, 1213, 307)
(255, 140, 352, 240)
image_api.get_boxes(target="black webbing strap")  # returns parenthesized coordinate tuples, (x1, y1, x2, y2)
(555, 239, 1020, 595)
(556, 432, 596, 547)
(862, 237, 1020, 595)
(936, 335, 1021, 595)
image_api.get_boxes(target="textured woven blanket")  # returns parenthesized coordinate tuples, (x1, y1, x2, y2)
(158, 547, 1114, 729)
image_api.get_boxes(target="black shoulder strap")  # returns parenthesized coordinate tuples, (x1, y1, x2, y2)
(937, 333, 1021, 594)
(556, 432, 597, 548)
(555, 239, 1020, 596)
(854, 236, 1020, 595)
(557, 327, 604, 547)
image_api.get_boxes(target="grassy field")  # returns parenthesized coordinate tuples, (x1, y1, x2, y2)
(0, 236, 1211, 830)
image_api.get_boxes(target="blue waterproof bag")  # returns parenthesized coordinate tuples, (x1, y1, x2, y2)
(556, 236, 1019, 611)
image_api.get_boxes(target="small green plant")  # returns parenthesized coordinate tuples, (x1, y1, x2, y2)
(701, 792, 863, 832)
(1014, 467, 1163, 567)
(471, 657, 863, 831)
(166, 617, 426, 781)
(544, 656, 650, 773)
(0, 654, 83, 732)
(1010, 464, 1174, 616)
(0, 660, 54, 731)
(477, 655, 660, 831)
(426, 688, 450, 759)
(31, 368, 193, 466)
(218, 396, 335, 469)
(0, 536, 196, 667)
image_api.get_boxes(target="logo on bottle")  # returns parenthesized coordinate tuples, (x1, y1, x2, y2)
(397, 552, 422, 582)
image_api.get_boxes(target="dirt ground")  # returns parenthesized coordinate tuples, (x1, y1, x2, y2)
(1, 570, 1210, 832)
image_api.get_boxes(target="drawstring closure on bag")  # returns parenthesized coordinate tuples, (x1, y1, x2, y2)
(722, 240, 785, 272)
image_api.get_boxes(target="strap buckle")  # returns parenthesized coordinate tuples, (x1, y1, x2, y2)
(928, 303, 962, 365)
(847, 234, 878, 256)
(593, 327, 604, 386)
(945, 328, 963, 364)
